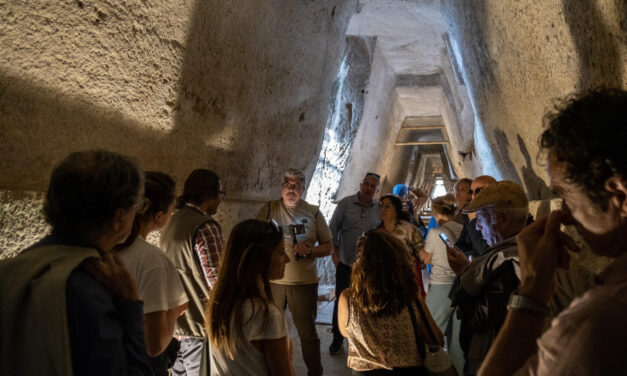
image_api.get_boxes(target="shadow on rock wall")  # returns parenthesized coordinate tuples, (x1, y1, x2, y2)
(516, 134, 551, 201)
(562, 0, 624, 90)
(492, 129, 523, 186)
(0, 69, 236, 191)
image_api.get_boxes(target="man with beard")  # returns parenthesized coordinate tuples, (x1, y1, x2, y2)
(257, 168, 333, 376)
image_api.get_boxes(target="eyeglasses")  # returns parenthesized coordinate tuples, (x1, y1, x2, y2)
(282, 183, 305, 191)
(365, 172, 380, 181)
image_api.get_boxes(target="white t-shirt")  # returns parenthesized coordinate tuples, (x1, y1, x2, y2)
(424, 221, 463, 285)
(119, 236, 188, 313)
(211, 299, 289, 376)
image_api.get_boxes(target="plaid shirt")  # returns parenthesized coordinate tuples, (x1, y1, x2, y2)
(186, 203, 224, 290)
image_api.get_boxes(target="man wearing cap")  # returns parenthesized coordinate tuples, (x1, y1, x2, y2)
(446, 180, 529, 375)
(328, 172, 381, 354)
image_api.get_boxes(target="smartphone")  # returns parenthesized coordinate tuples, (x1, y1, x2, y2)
(439, 232, 455, 248)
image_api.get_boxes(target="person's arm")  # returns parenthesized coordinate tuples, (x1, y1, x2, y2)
(259, 337, 295, 376)
(193, 221, 224, 289)
(478, 211, 580, 376)
(419, 250, 433, 264)
(446, 244, 470, 275)
(337, 289, 350, 338)
(72, 253, 152, 375)
(293, 211, 334, 258)
(420, 228, 441, 264)
(293, 240, 332, 258)
(328, 200, 345, 266)
(143, 301, 188, 357)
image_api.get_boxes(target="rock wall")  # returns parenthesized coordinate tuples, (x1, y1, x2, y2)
(0, 0, 359, 256)
(441, 0, 627, 200)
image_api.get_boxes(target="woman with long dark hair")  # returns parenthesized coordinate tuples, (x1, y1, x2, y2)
(207, 219, 294, 376)
(117, 171, 189, 374)
(338, 230, 443, 375)
(378, 194, 427, 297)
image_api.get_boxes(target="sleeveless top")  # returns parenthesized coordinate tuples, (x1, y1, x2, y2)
(346, 298, 423, 371)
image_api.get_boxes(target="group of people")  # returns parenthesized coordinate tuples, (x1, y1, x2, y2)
(0, 88, 625, 376)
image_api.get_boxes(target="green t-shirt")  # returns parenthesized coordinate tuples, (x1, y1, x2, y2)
(257, 199, 332, 285)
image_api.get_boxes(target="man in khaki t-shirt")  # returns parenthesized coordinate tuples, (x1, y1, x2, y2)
(257, 168, 332, 376)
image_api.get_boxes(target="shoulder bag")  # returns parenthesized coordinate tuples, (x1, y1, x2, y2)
(407, 300, 458, 376)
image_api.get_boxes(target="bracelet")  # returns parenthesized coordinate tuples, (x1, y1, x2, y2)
(507, 294, 549, 315)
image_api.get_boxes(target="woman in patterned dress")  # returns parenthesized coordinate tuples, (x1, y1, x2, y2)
(337, 230, 443, 375)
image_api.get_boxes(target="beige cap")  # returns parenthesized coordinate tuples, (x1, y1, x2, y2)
(462, 180, 528, 213)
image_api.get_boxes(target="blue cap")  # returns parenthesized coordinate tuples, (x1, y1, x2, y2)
(393, 184, 408, 196)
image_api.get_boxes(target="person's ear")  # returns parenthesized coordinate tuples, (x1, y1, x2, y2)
(605, 176, 627, 218)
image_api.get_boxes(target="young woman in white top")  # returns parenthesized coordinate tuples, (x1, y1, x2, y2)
(419, 194, 464, 375)
(117, 171, 189, 375)
(207, 219, 294, 376)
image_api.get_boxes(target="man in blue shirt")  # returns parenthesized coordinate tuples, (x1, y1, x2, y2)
(328, 172, 381, 354)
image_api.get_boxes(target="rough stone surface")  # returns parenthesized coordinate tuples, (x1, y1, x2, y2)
(0, 190, 49, 259)
(0, 0, 358, 255)
(441, 0, 627, 199)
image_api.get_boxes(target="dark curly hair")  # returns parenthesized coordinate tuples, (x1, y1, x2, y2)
(44, 150, 144, 244)
(540, 88, 627, 210)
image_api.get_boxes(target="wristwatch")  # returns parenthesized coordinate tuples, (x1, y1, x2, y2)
(507, 294, 549, 315)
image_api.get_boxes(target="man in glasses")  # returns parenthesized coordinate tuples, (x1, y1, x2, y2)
(257, 168, 333, 376)
(454, 175, 496, 258)
(328, 172, 381, 354)
(161, 169, 225, 376)
(448, 180, 529, 375)
(479, 88, 627, 375)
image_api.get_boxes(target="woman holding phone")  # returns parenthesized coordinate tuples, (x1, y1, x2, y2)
(207, 219, 294, 376)
(419, 194, 464, 374)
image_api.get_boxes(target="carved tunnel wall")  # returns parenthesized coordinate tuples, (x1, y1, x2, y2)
(1, 0, 626, 263)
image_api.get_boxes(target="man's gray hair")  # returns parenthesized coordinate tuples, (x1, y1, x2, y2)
(283, 168, 306, 185)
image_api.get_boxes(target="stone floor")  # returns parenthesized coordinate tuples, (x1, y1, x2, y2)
(287, 301, 352, 376)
